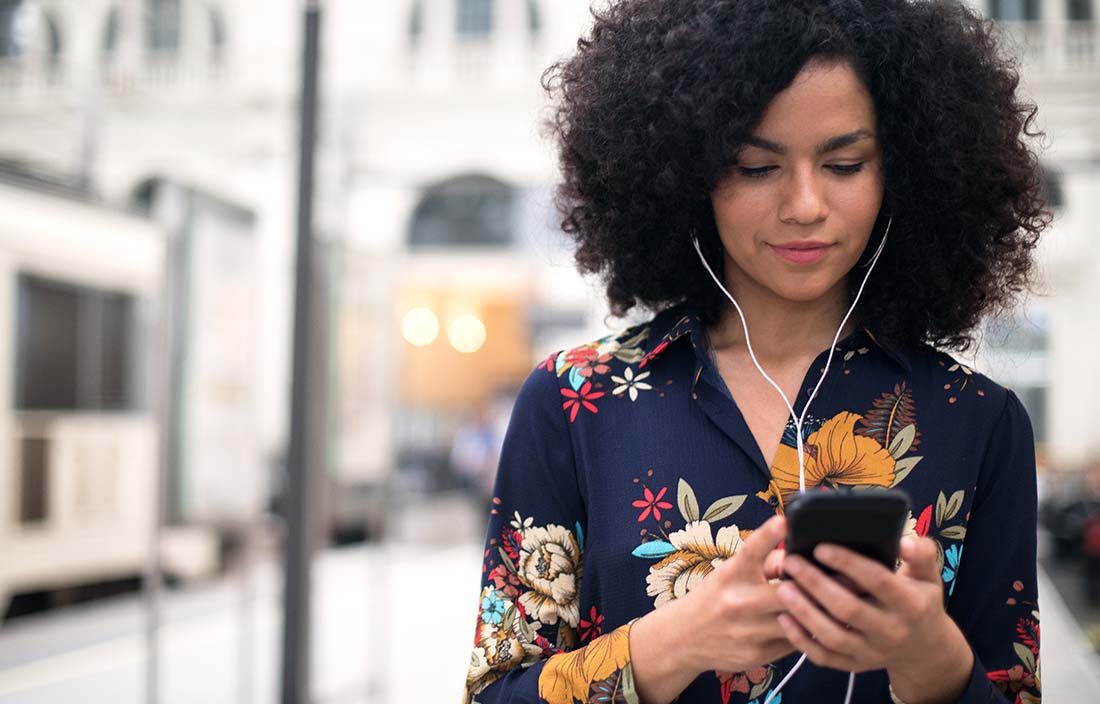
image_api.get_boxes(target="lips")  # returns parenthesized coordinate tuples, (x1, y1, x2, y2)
(768, 241, 834, 265)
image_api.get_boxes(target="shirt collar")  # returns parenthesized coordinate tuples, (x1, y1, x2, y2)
(637, 303, 914, 374)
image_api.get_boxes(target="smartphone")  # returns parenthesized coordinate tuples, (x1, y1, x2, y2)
(784, 489, 911, 575)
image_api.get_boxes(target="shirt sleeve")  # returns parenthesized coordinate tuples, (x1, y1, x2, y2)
(946, 390, 1041, 704)
(462, 356, 638, 704)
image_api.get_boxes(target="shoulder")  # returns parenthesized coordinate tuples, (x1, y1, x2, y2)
(538, 318, 659, 387)
(904, 344, 1030, 436)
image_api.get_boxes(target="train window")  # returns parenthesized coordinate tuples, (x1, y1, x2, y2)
(15, 274, 139, 411)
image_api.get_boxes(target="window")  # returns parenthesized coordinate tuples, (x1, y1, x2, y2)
(101, 6, 119, 59)
(1040, 166, 1064, 211)
(409, 175, 516, 248)
(1068, 0, 1093, 21)
(988, 0, 1041, 21)
(456, 0, 492, 40)
(527, 0, 541, 36)
(145, 0, 181, 51)
(16, 274, 140, 411)
(409, 0, 424, 46)
(0, 0, 28, 58)
(984, 310, 1049, 444)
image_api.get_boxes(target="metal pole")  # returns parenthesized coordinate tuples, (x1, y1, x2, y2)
(146, 183, 189, 704)
(281, 2, 322, 703)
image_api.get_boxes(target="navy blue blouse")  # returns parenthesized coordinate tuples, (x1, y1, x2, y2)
(463, 304, 1040, 704)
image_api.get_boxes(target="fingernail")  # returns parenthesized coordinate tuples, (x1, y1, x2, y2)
(785, 556, 803, 574)
(815, 545, 836, 562)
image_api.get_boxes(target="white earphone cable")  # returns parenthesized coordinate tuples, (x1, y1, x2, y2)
(691, 215, 892, 704)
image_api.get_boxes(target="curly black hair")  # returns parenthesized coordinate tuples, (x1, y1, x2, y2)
(542, 0, 1049, 352)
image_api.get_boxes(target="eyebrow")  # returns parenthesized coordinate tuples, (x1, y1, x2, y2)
(742, 129, 876, 156)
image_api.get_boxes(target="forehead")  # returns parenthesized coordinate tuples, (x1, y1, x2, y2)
(750, 60, 877, 144)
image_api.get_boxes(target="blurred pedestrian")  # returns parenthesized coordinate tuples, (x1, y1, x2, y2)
(1081, 461, 1100, 606)
(450, 405, 500, 509)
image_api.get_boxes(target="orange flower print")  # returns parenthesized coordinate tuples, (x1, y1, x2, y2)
(760, 412, 896, 508)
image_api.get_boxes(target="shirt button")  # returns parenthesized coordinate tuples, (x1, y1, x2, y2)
(767, 494, 778, 506)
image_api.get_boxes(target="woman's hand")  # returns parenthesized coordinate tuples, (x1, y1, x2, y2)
(629, 516, 797, 704)
(776, 536, 974, 704)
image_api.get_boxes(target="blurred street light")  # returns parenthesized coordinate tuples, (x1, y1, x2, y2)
(402, 307, 440, 347)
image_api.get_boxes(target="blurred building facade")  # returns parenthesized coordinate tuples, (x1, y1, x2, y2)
(0, 0, 1097, 611)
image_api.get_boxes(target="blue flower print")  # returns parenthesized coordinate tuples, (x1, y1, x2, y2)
(480, 589, 506, 626)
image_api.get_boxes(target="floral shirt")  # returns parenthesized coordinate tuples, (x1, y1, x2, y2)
(463, 304, 1041, 704)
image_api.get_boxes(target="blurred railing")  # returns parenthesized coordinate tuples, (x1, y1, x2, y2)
(0, 56, 69, 99)
(1000, 21, 1100, 74)
(0, 50, 227, 103)
(0, 414, 156, 602)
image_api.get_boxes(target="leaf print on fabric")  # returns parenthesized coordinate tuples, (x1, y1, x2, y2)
(645, 520, 746, 608)
(517, 524, 583, 627)
(539, 625, 632, 704)
(588, 671, 631, 704)
(561, 382, 606, 423)
(611, 367, 653, 401)
(857, 381, 921, 451)
(763, 411, 896, 509)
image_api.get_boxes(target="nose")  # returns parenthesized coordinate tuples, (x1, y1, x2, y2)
(778, 165, 829, 225)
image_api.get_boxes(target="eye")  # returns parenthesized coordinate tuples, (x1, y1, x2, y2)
(737, 165, 777, 179)
(827, 163, 865, 175)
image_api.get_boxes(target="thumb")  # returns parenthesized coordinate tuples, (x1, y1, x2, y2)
(898, 536, 941, 584)
(722, 515, 787, 582)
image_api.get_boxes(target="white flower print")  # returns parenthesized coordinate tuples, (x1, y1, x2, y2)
(611, 366, 653, 402)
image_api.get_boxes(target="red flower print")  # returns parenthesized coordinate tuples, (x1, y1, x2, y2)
(564, 347, 613, 377)
(501, 526, 521, 562)
(716, 667, 768, 704)
(537, 352, 558, 373)
(988, 665, 1036, 695)
(489, 564, 521, 598)
(560, 382, 605, 423)
(579, 605, 605, 642)
(632, 486, 674, 522)
(916, 504, 933, 536)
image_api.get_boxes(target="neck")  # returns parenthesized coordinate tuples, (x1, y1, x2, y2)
(706, 280, 857, 365)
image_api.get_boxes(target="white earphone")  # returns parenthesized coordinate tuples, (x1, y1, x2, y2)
(691, 213, 893, 704)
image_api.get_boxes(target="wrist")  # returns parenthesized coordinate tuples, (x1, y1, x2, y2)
(629, 599, 703, 704)
(887, 616, 973, 704)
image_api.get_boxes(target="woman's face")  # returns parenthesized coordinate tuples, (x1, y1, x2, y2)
(710, 58, 885, 306)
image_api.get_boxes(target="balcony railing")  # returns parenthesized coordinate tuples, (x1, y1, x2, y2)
(999, 21, 1100, 74)
(0, 49, 227, 103)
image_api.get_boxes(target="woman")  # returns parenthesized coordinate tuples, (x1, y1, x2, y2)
(463, 1, 1047, 703)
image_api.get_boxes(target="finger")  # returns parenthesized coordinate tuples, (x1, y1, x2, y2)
(763, 548, 787, 581)
(776, 613, 855, 672)
(776, 574, 864, 654)
(812, 544, 902, 602)
(897, 537, 941, 584)
(726, 515, 787, 581)
(789, 551, 898, 641)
